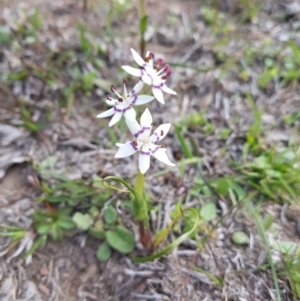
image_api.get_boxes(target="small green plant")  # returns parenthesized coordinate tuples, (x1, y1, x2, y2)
(34, 208, 75, 240)
(236, 147, 300, 204)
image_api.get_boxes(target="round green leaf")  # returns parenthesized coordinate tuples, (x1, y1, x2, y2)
(200, 202, 217, 221)
(97, 242, 111, 261)
(106, 226, 134, 254)
(72, 212, 94, 231)
(104, 206, 117, 224)
(89, 220, 105, 239)
(232, 231, 249, 245)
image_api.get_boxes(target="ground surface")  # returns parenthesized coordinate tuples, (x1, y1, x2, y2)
(0, 0, 300, 300)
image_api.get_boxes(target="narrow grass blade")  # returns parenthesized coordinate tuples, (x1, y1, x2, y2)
(243, 197, 282, 301)
(133, 208, 199, 262)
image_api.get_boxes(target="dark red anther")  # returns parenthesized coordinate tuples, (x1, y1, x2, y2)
(110, 85, 116, 92)
(149, 52, 154, 59)
(118, 97, 123, 102)
(161, 75, 167, 80)
(123, 79, 127, 85)
(163, 64, 170, 72)
(156, 58, 163, 66)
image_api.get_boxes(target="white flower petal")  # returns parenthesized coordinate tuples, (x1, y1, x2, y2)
(150, 123, 171, 142)
(139, 109, 152, 137)
(162, 84, 177, 95)
(97, 107, 115, 118)
(123, 106, 136, 121)
(151, 148, 175, 166)
(149, 58, 154, 68)
(106, 98, 117, 106)
(141, 74, 153, 85)
(152, 86, 165, 104)
(139, 146, 151, 174)
(131, 48, 146, 66)
(122, 66, 142, 77)
(123, 83, 128, 97)
(108, 111, 122, 127)
(116, 143, 124, 147)
(126, 118, 142, 137)
(115, 141, 138, 158)
(130, 80, 144, 96)
(132, 95, 155, 106)
(140, 108, 152, 128)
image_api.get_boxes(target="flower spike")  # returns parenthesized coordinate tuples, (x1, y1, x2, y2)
(122, 48, 177, 104)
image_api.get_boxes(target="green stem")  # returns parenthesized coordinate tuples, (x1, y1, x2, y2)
(136, 170, 149, 229)
(136, 170, 144, 197)
(136, 170, 151, 249)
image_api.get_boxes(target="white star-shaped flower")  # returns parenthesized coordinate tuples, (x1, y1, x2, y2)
(122, 48, 177, 104)
(96, 80, 154, 127)
(115, 108, 175, 174)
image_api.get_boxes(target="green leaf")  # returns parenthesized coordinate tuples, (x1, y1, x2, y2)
(263, 214, 274, 231)
(288, 41, 300, 65)
(50, 223, 63, 240)
(40, 156, 57, 169)
(97, 241, 111, 261)
(273, 241, 300, 255)
(106, 226, 135, 254)
(175, 125, 193, 159)
(0, 26, 11, 46)
(134, 208, 199, 263)
(200, 202, 217, 221)
(232, 231, 249, 245)
(57, 217, 75, 230)
(24, 235, 47, 259)
(89, 206, 100, 218)
(140, 15, 148, 35)
(92, 175, 104, 188)
(36, 223, 52, 235)
(104, 206, 117, 224)
(89, 221, 106, 239)
(72, 212, 94, 231)
(78, 25, 89, 53)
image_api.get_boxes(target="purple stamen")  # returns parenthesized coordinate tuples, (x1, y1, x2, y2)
(141, 151, 150, 155)
(123, 106, 131, 112)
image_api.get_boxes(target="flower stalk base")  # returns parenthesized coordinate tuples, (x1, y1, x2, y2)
(136, 170, 152, 249)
